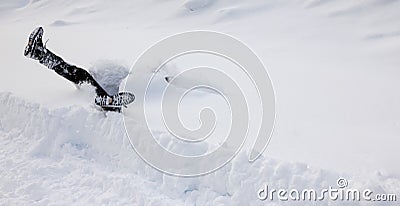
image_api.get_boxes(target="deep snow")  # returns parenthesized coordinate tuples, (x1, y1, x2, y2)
(1, 92, 399, 205)
(1, 0, 400, 205)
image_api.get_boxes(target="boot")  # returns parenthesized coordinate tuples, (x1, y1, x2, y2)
(24, 27, 45, 60)
(24, 27, 63, 70)
(94, 91, 135, 107)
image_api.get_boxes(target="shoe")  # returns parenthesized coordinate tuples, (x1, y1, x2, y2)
(95, 92, 135, 108)
(24, 27, 45, 60)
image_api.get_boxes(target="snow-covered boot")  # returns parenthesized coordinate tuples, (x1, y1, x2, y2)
(24, 27, 45, 60)
(24, 27, 64, 70)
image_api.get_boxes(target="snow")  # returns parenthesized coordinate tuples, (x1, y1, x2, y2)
(2, 92, 398, 205)
(1, 0, 400, 205)
(89, 60, 129, 96)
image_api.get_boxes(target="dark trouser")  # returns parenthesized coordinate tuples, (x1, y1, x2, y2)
(39, 49, 109, 97)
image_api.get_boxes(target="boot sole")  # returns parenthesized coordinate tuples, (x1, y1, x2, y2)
(95, 92, 135, 107)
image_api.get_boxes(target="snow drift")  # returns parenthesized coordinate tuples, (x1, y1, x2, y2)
(1, 92, 399, 205)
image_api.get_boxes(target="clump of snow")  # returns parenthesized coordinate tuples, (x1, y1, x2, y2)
(89, 60, 129, 96)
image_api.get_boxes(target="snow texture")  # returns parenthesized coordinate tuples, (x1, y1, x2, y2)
(1, 93, 399, 205)
(89, 60, 129, 96)
(1, 0, 400, 205)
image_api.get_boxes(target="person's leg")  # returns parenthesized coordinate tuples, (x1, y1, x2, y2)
(24, 27, 135, 112)
(40, 50, 109, 97)
(24, 27, 109, 97)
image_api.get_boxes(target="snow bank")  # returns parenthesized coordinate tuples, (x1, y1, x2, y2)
(1, 92, 399, 205)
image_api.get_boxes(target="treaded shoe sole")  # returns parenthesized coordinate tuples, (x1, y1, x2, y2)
(95, 91, 135, 108)
(24, 27, 43, 58)
(111, 91, 135, 106)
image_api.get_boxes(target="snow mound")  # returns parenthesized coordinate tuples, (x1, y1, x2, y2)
(182, 0, 214, 12)
(49, 20, 73, 27)
(1, 92, 399, 205)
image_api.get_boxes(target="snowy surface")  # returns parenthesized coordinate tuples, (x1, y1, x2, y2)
(1, 0, 400, 205)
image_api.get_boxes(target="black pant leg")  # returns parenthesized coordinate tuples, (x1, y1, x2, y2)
(39, 49, 109, 97)
(53, 63, 109, 96)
